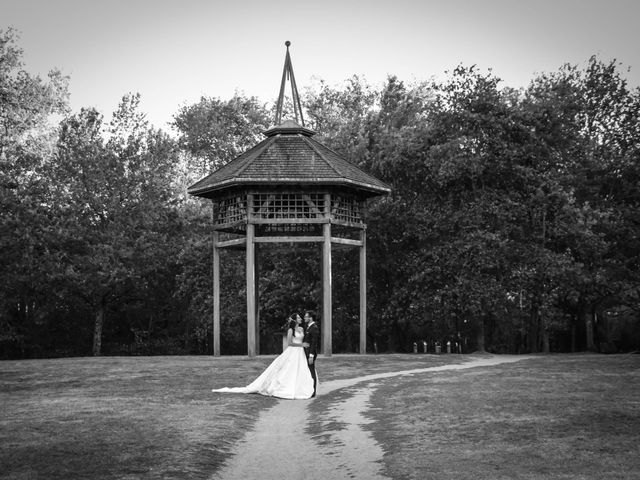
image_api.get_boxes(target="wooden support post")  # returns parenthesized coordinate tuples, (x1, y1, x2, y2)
(254, 242, 260, 356)
(246, 194, 256, 357)
(322, 193, 332, 357)
(213, 230, 220, 356)
(359, 228, 366, 354)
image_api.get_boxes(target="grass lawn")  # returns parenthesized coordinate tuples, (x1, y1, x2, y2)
(1, 353, 638, 479)
(365, 354, 640, 480)
(0, 353, 441, 479)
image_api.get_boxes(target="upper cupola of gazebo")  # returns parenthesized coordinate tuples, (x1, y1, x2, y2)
(263, 119, 315, 137)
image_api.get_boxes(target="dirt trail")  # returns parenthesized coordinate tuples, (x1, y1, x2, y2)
(210, 355, 532, 480)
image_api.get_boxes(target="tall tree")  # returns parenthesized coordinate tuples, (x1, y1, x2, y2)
(0, 28, 70, 356)
(52, 95, 178, 355)
(522, 57, 640, 351)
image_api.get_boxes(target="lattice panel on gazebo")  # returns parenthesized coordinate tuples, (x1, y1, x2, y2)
(214, 195, 247, 228)
(251, 193, 325, 221)
(331, 194, 364, 226)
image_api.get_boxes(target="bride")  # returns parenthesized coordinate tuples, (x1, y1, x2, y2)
(212, 313, 315, 400)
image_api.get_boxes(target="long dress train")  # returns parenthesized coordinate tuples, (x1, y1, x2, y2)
(212, 329, 314, 400)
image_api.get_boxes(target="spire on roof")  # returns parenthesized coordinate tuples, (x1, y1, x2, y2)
(275, 41, 305, 127)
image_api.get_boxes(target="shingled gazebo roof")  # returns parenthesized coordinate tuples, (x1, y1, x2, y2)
(187, 119, 391, 199)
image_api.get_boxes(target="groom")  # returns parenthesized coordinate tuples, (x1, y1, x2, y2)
(302, 310, 319, 397)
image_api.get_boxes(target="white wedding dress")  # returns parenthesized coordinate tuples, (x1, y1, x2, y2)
(212, 329, 315, 400)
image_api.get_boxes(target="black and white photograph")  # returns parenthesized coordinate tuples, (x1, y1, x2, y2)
(1, 1, 639, 478)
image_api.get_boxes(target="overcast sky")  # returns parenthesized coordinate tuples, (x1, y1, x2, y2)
(2, 0, 639, 131)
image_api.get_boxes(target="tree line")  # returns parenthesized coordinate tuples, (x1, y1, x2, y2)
(1, 28, 638, 358)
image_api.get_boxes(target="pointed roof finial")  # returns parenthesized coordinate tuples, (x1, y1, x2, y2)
(275, 41, 304, 127)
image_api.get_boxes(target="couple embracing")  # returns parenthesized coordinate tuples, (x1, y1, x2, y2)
(212, 310, 319, 400)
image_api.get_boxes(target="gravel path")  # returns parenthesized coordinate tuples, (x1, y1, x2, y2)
(210, 355, 532, 480)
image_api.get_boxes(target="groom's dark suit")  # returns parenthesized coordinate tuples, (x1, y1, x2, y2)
(303, 321, 319, 397)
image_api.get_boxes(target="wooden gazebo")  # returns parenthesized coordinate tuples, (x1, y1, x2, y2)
(188, 42, 390, 356)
